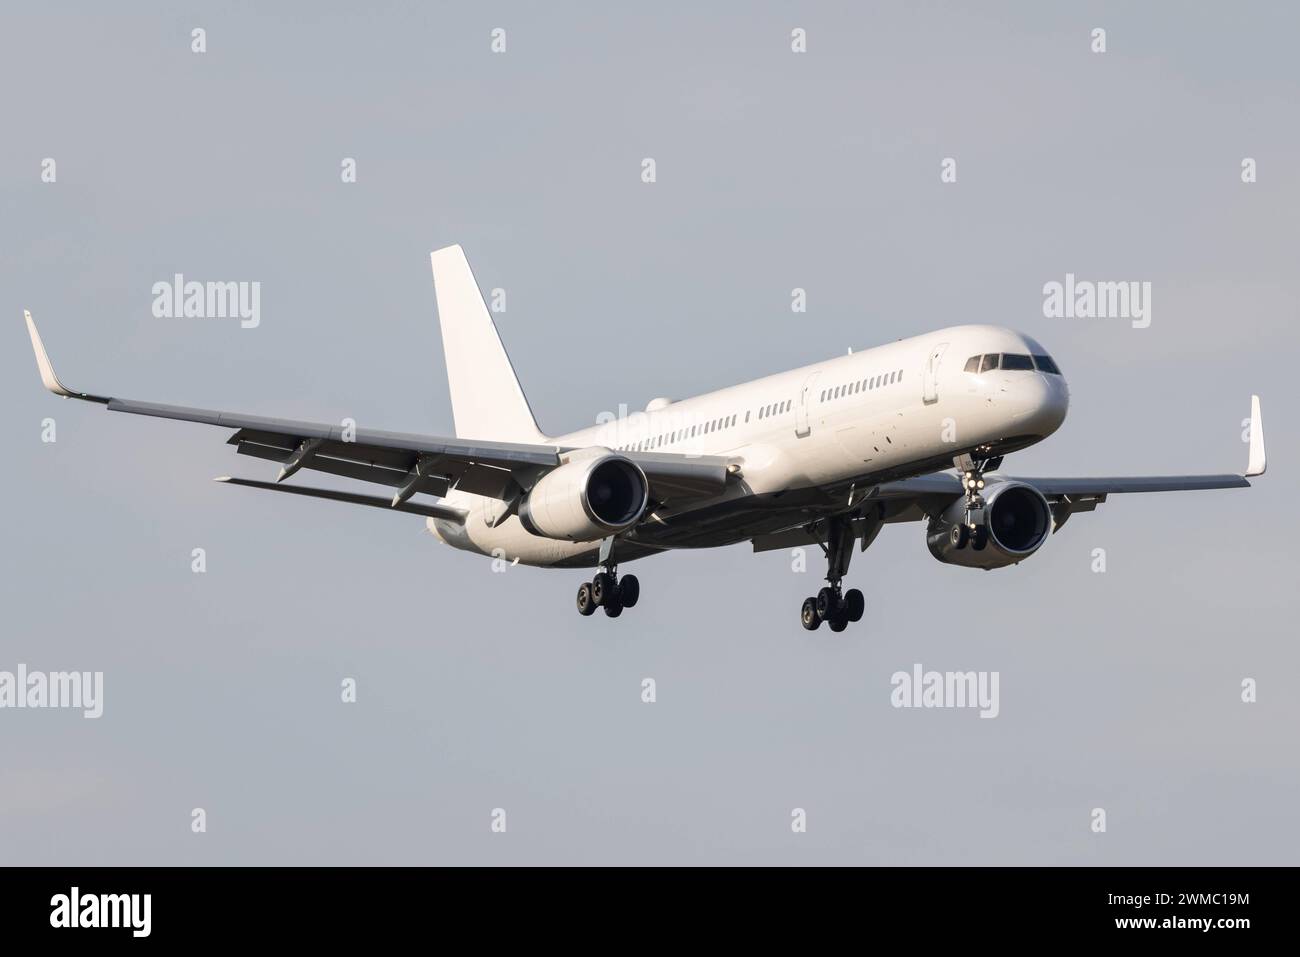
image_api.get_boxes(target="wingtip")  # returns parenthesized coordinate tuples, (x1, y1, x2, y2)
(24, 309, 74, 397)
(1246, 394, 1266, 477)
(214, 476, 232, 483)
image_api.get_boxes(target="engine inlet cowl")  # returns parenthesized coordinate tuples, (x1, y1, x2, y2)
(519, 454, 649, 542)
(926, 480, 1052, 569)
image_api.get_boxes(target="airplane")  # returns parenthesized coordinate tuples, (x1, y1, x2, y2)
(24, 244, 1266, 631)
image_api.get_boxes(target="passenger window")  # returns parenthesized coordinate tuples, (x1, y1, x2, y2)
(897, 370, 903, 382)
(964, 355, 980, 373)
(980, 354, 1000, 373)
(1002, 353, 1034, 371)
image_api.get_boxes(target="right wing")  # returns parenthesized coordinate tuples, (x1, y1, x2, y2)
(24, 311, 730, 514)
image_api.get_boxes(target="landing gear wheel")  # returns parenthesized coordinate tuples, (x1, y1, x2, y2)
(828, 617, 848, 633)
(949, 523, 969, 549)
(842, 588, 865, 623)
(591, 572, 616, 606)
(801, 597, 821, 631)
(971, 526, 989, 551)
(815, 587, 839, 621)
(603, 600, 624, 618)
(576, 582, 596, 616)
(617, 574, 640, 608)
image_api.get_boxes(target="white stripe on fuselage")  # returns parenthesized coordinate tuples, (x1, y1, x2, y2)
(433, 323, 1069, 566)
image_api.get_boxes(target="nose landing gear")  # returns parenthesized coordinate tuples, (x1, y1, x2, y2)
(951, 452, 1003, 551)
(799, 515, 867, 632)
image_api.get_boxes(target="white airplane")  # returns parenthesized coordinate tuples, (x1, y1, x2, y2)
(25, 245, 1266, 631)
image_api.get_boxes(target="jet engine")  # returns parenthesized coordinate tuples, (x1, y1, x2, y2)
(926, 480, 1052, 569)
(519, 453, 649, 542)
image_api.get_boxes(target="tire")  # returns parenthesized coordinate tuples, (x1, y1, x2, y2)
(800, 597, 821, 631)
(618, 574, 640, 608)
(971, 526, 988, 551)
(603, 600, 624, 618)
(842, 588, 865, 623)
(949, 523, 969, 549)
(576, 582, 596, 616)
(591, 572, 616, 606)
(828, 617, 848, 633)
(816, 587, 839, 621)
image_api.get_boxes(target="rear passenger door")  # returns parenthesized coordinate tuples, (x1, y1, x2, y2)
(795, 371, 821, 438)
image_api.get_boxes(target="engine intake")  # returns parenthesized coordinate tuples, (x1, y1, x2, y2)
(519, 454, 649, 542)
(926, 480, 1052, 569)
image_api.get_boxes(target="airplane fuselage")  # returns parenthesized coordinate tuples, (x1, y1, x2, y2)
(433, 324, 1071, 566)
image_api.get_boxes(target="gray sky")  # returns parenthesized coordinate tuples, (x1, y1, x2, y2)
(2, 1, 1297, 864)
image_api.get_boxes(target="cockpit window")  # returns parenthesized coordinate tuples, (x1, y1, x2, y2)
(1032, 354, 1061, 375)
(966, 351, 1062, 374)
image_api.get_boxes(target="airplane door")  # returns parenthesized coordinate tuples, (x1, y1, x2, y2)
(922, 343, 948, 404)
(795, 371, 821, 437)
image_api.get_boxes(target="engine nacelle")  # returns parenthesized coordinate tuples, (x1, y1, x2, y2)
(926, 481, 1052, 569)
(518, 453, 649, 542)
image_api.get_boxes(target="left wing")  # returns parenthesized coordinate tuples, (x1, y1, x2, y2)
(751, 396, 1265, 550)
(871, 394, 1264, 529)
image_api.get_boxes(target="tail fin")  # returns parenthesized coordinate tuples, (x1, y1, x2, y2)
(430, 245, 546, 444)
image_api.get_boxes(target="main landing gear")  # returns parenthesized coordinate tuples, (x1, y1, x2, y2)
(948, 452, 1003, 551)
(799, 515, 866, 632)
(576, 570, 639, 618)
(575, 537, 640, 618)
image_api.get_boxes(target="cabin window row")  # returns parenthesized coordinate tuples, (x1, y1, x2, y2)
(755, 399, 792, 421)
(820, 369, 904, 403)
(618, 413, 740, 452)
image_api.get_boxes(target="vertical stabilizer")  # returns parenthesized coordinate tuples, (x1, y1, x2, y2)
(430, 245, 546, 443)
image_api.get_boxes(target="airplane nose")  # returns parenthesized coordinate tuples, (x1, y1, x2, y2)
(1013, 374, 1069, 438)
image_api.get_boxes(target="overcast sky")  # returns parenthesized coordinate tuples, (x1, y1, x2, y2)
(2, 1, 1297, 864)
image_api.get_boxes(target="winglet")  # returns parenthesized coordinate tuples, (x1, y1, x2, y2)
(1246, 394, 1266, 477)
(23, 310, 109, 403)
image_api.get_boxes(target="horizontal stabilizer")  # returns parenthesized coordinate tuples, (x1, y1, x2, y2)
(215, 477, 467, 524)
